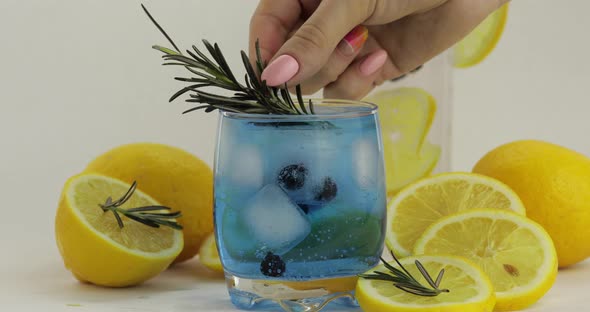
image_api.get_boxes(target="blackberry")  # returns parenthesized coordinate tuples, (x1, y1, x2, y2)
(277, 164, 308, 190)
(260, 252, 286, 277)
(298, 204, 310, 214)
(314, 177, 338, 202)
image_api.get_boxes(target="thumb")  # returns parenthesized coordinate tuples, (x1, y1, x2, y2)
(260, 0, 371, 87)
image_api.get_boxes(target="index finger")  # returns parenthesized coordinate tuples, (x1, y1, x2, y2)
(249, 0, 304, 65)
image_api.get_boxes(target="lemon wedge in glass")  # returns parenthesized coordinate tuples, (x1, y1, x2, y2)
(453, 3, 509, 68)
(365, 88, 440, 195)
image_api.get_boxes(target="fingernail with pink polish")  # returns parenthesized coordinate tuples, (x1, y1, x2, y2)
(260, 55, 299, 86)
(338, 25, 368, 56)
(360, 50, 387, 76)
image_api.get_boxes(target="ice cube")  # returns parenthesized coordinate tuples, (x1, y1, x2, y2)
(353, 138, 379, 188)
(228, 144, 264, 191)
(241, 184, 311, 254)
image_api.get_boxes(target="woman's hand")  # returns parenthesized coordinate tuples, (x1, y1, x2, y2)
(249, 0, 509, 99)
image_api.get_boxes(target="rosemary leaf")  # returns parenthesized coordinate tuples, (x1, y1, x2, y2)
(241, 51, 263, 91)
(395, 285, 437, 297)
(191, 90, 260, 106)
(142, 5, 315, 115)
(125, 206, 172, 213)
(182, 66, 218, 81)
(416, 260, 439, 289)
(181, 105, 213, 114)
(99, 180, 182, 230)
(213, 42, 239, 84)
(152, 45, 180, 56)
(142, 3, 180, 53)
(391, 252, 416, 281)
(139, 213, 182, 219)
(186, 48, 221, 73)
(280, 87, 301, 115)
(192, 45, 217, 69)
(162, 54, 210, 72)
(108, 181, 137, 207)
(125, 213, 161, 228)
(163, 62, 192, 67)
(113, 211, 124, 228)
(435, 269, 445, 288)
(358, 252, 450, 298)
(174, 77, 209, 83)
(169, 84, 209, 102)
(183, 104, 237, 114)
(150, 219, 184, 230)
(295, 85, 307, 114)
(254, 39, 265, 76)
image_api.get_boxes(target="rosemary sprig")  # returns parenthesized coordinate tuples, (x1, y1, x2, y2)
(141, 4, 313, 115)
(359, 251, 450, 297)
(99, 181, 183, 230)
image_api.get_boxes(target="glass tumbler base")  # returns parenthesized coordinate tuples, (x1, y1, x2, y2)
(225, 273, 359, 312)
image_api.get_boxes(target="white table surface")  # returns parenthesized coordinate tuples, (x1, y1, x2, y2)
(3, 243, 589, 311)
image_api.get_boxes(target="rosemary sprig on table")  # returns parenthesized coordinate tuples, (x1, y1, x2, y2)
(141, 4, 313, 115)
(99, 181, 183, 230)
(359, 251, 450, 297)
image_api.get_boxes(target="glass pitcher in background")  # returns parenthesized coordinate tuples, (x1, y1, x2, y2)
(363, 51, 452, 199)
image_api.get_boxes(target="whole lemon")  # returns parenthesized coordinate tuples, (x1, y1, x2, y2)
(85, 142, 213, 264)
(473, 140, 590, 267)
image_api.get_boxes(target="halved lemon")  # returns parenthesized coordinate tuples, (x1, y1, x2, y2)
(55, 173, 183, 287)
(414, 210, 557, 311)
(386, 172, 525, 257)
(365, 88, 441, 195)
(453, 3, 509, 68)
(198, 233, 223, 273)
(356, 255, 496, 312)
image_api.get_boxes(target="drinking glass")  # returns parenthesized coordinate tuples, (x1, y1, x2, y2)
(213, 100, 387, 312)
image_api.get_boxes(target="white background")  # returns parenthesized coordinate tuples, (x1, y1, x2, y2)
(1, 0, 589, 311)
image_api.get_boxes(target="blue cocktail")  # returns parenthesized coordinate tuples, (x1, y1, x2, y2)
(139, 7, 387, 311)
(213, 100, 386, 311)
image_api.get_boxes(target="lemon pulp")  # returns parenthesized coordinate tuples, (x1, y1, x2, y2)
(55, 173, 183, 287)
(386, 172, 525, 256)
(356, 255, 495, 312)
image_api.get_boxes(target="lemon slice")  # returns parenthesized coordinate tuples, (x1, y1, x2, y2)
(55, 173, 183, 287)
(414, 210, 557, 311)
(365, 88, 441, 195)
(198, 233, 223, 273)
(453, 3, 509, 68)
(368, 88, 436, 151)
(356, 255, 495, 312)
(386, 172, 525, 257)
(384, 139, 441, 195)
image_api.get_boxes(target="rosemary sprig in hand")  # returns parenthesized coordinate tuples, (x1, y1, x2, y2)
(99, 181, 183, 230)
(359, 251, 450, 297)
(141, 4, 313, 115)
